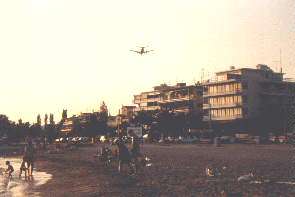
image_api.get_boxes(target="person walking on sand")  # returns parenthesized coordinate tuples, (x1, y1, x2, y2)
(24, 140, 35, 176)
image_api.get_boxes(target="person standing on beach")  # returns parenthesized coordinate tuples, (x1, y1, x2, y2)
(115, 138, 133, 174)
(130, 130, 142, 173)
(23, 140, 35, 176)
(19, 158, 28, 178)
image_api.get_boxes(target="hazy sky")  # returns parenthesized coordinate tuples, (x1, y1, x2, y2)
(0, 0, 294, 123)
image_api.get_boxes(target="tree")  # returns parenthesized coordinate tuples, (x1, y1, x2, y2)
(44, 114, 48, 126)
(28, 123, 42, 138)
(49, 114, 54, 125)
(72, 116, 82, 136)
(0, 114, 10, 136)
(133, 111, 154, 125)
(62, 109, 67, 120)
(37, 114, 41, 126)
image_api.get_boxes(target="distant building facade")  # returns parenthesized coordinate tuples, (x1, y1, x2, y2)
(120, 106, 136, 118)
(134, 83, 203, 114)
(203, 64, 295, 134)
(158, 83, 203, 114)
(134, 90, 162, 111)
(60, 112, 100, 134)
(60, 117, 74, 134)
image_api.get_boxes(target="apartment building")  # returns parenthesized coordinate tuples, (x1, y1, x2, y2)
(134, 91, 161, 111)
(116, 105, 137, 125)
(134, 83, 203, 113)
(120, 105, 136, 117)
(158, 83, 203, 114)
(203, 64, 295, 134)
(60, 118, 74, 134)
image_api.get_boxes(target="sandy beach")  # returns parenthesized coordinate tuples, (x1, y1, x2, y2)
(11, 143, 291, 197)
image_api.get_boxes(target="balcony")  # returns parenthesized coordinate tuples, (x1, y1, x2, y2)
(203, 102, 243, 109)
(203, 114, 243, 121)
(133, 99, 141, 104)
(203, 89, 244, 97)
(203, 78, 240, 85)
(146, 106, 160, 111)
(147, 98, 161, 102)
(158, 95, 193, 104)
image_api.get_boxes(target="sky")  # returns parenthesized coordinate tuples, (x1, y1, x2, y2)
(0, 0, 294, 123)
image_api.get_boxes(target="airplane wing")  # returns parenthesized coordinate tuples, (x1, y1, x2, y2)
(144, 50, 154, 53)
(130, 50, 140, 54)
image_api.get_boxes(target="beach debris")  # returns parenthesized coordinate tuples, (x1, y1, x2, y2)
(238, 172, 254, 182)
(206, 166, 227, 177)
(250, 180, 263, 184)
(206, 167, 215, 177)
(250, 180, 295, 185)
(144, 156, 152, 167)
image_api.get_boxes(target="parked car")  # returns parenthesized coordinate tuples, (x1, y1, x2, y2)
(178, 136, 199, 144)
(235, 133, 253, 143)
(55, 137, 67, 143)
(158, 138, 169, 143)
(219, 136, 236, 144)
(199, 138, 212, 144)
(269, 136, 279, 143)
(278, 136, 288, 143)
(167, 136, 176, 143)
(100, 136, 108, 143)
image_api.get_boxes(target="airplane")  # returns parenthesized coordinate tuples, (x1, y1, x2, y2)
(130, 46, 153, 55)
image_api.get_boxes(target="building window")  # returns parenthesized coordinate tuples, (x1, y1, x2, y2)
(147, 102, 158, 106)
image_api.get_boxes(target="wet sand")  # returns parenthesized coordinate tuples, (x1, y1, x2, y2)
(0, 157, 52, 197)
(33, 144, 294, 197)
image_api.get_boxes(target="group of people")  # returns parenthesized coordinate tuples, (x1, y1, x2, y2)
(116, 131, 142, 174)
(100, 130, 143, 175)
(1, 140, 35, 179)
(19, 140, 35, 178)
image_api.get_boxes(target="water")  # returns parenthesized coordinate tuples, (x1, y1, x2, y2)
(0, 157, 52, 197)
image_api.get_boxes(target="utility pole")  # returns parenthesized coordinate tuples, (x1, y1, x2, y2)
(209, 103, 212, 131)
(272, 49, 283, 73)
(280, 48, 282, 73)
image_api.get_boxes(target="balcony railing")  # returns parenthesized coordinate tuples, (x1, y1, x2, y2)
(203, 78, 240, 85)
(203, 89, 243, 97)
(147, 98, 161, 102)
(203, 102, 243, 109)
(203, 114, 243, 121)
(158, 95, 192, 103)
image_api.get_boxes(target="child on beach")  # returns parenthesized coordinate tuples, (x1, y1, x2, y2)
(5, 161, 14, 178)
